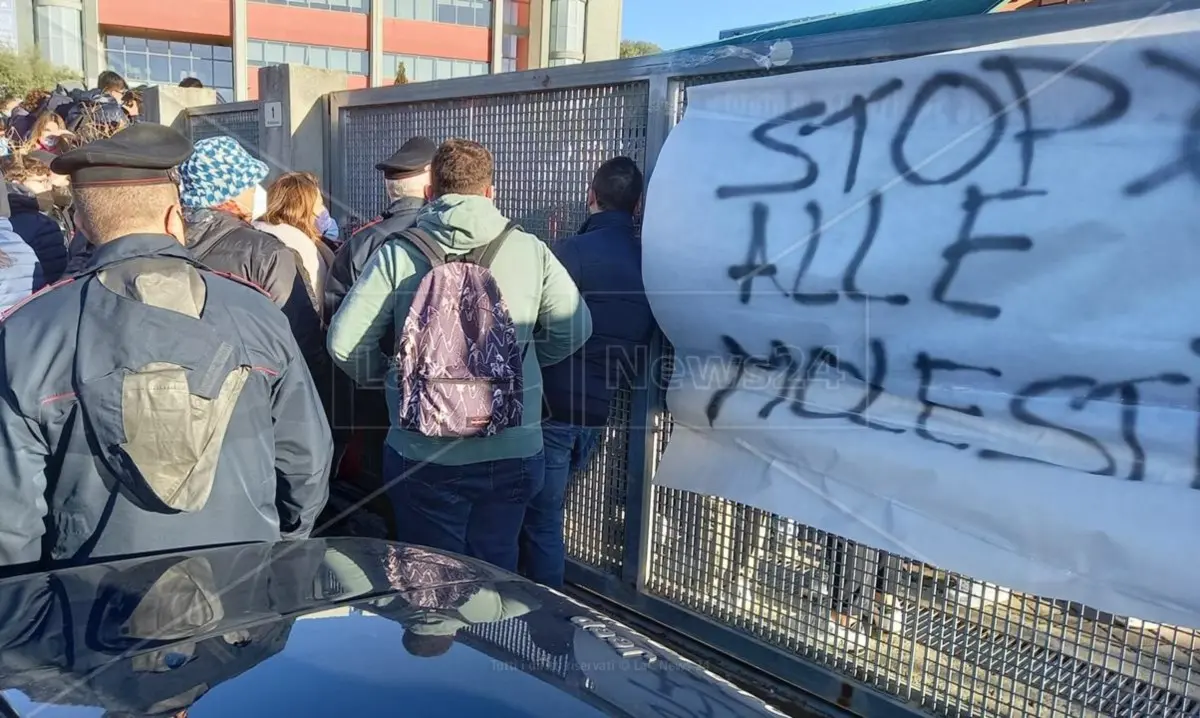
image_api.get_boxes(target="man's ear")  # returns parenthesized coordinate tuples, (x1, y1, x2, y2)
(484, 185, 495, 200)
(424, 184, 434, 203)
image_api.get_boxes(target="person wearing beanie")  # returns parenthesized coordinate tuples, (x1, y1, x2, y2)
(179, 135, 332, 416)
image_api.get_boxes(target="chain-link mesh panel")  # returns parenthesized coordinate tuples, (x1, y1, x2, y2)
(338, 83, 649, 239)
(461, 616, 575, 680)
(643, 69, 1200, 718)
(338, 82, 649, 577)
(189, 109, 262, 159)
(564, 387, 631, 574)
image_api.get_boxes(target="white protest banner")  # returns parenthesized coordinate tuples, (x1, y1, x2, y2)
(642, 11, 1200, 627)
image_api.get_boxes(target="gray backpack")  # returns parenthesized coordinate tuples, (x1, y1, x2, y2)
(394, 223, 525, 438)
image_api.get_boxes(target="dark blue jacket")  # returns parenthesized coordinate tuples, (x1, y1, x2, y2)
(323, 196, 424, 435)
(0, 234, 332, 571)
(541, 211, 657, 427)
(7, 191, 67, 286)
(324, 196, 424, 320)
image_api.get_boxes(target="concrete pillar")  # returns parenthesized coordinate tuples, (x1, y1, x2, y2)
(584, 0, 620, 63)
(368, 0, 384, 87)
(142, 86, 220, 137)
(257, 64, 346, 190)
(527, 0, 551, 70)
(80, 0, 102, 84)
(13, 0, 35, 52)
(231, 0, 249, 101)
(489, 0, 503, 74)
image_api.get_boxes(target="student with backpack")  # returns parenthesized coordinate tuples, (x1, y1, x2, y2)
(328, 138, 592, 573)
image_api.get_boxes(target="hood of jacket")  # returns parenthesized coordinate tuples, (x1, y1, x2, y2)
(413, 194, 513, 251)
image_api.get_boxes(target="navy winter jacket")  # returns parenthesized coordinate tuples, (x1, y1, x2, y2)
(541, 211, 657, 427)
(7, 191, 67, 286)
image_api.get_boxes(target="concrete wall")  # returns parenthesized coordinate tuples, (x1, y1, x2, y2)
(257, 64, 346, 189)
(142, 85, 219, 135)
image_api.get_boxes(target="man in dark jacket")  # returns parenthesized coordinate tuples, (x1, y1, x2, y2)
(4, 149, 72, 285)
(323, 135, 435, 319)
(519, 157, 657, 587)
(0, 123, 331, 570)
(178, 135, 332, 414)
(322, 136, 434, 493)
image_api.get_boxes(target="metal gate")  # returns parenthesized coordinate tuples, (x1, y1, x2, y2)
(186, 101, 263, 158)
(327, 1, 1200, 716)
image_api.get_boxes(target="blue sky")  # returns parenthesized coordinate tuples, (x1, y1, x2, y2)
(622, 0, 887, 49)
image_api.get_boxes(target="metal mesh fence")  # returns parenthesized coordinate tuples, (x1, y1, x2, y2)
(338, 83, 649, 240)
(188, 108, 263, 159)
(637, 69, 1200, 718)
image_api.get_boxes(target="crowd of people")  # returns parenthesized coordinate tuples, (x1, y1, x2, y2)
(0, 69, 655, 589)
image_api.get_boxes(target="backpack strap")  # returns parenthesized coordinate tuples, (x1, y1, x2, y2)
(397, 227, 447, 267)
(467, 221, 522, 269)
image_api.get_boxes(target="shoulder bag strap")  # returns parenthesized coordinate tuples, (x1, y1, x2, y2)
(469, 221, 522, 269)
(396, 227, 447, 267)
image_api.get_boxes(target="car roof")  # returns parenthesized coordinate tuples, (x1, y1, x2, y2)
(0, 538, 788, 718)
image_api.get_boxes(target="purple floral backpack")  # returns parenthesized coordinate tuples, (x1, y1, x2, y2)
(394, 222, 525, 438)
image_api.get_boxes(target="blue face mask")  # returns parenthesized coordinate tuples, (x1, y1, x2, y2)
(316, 209, 339, 242)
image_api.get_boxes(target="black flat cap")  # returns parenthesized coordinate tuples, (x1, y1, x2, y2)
(51, 123, 193, 187)
(375, 136, 436, 179)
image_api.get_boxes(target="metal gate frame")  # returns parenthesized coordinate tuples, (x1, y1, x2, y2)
(185, 100, 264, 158)
(325, 2, 1200, 716)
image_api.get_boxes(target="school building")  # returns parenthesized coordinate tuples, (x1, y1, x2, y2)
(5, 0, 623, 100)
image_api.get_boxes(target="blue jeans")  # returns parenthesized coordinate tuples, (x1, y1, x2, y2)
(519, 420, 602, 587)
(384, 446, 545, 573)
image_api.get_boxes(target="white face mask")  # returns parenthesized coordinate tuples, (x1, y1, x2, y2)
(251, 183, 268, 221)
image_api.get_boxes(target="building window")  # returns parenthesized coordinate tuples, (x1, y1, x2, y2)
(248, 0, 367, 12)
(248, 40, 368, 75)
(384, 53, 487, 83)
(385, 0, 492, 28)
(36, 5, 84, 74)
(548, 0, 584, 65)
(106, 36, 234, 102)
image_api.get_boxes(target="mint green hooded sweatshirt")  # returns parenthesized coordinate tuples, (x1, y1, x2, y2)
(327, 194, 593, 466)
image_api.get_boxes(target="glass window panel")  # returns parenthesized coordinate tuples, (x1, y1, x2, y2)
(286, 45, 306, 64)
(395, 0, 415, 17)
(247, 41, 263, 63)
(349, 0, 366, 10)
(415, 0, 433, 21)
(436, 1, 455, 23)
(105, 35, 122, 50)
(328, 0, 346, 8)
(147, 38, 169, 54)
(414, 56, 433, 81)
(169, 41, 191, 55)
(192, 43, 213, 59)
(327, 48, 348, 72)
(124, 36, 146, 52)
(457, 5, 474, 24)
(148, 54, 171, 82)
(451, 60, 469, 78)
(213, 45, 232, 61)
(170, 56, 193, 82)
(264, 42, 285, 64)
(308, 46, 328, 69)
(195, 59, 214, 86)
(311, 0, 329, 7)
(476, 6, 491, 26)
(106, 52, 125, 75)
(214, 61, 233, 87)
(435, 58, 452, 79)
